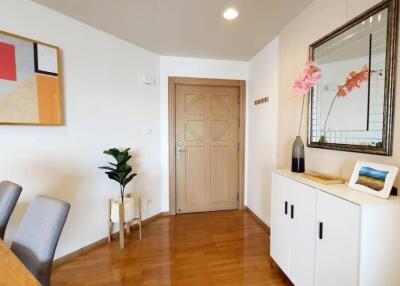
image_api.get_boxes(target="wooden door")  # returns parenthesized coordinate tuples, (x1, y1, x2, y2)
(270, 173, 292, 275)
(289, 179, 317, 286)
(175, 84, 239, 213)
(315, 191, 360, 286)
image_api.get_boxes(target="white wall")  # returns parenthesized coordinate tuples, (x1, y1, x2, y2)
(159, 56, 248, 211)
(277, 0, 400, 185)
(0, 0, 162, 258)
(246, 37, 279, 226)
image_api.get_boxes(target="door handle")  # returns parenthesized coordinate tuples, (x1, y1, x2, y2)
(176, 145, 186, 152)
(319, 222, 323, 239)
(284, 201, 288, 215)
(176, 141, 186, 159)
(290, 205, 294, 219)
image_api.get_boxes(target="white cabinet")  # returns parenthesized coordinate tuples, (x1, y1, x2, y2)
(271, 173, 316, 286)
(315, 191, 360, 286)
(271, 174, 291, 272)
(271, 170, 400, 286)
(290, 180, 317, 286)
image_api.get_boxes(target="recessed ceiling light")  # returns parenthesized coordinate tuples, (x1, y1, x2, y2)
(223, 8, 239, 20)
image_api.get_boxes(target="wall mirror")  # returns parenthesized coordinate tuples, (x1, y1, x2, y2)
(308, 0, 398, 155)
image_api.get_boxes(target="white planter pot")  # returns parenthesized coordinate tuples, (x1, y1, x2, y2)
(110, 197, 136, 223)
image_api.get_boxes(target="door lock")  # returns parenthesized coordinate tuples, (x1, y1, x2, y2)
(176, 141, 186, 159)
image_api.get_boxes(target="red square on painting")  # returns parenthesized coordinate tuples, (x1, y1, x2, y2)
(0, 42, 17, 81)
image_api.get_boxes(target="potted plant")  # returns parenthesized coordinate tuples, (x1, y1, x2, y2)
(99, 148, 138, 248)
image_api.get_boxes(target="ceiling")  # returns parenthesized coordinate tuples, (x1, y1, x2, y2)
(31, 0, 313, 61)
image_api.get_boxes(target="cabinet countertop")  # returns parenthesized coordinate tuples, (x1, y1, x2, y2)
(274, 169, 400, 206)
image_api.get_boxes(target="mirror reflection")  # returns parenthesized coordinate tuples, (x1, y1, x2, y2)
(310, 8, 387, 148)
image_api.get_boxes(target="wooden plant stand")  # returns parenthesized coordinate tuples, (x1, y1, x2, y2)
(107, 195, 142, 249)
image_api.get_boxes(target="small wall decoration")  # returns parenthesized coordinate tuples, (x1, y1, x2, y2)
(349, 161, 398, 199)
(254, 97, 269, 105)
(0, 30, 62, 125)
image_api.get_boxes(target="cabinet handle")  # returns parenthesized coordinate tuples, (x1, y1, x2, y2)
(319, 222, 323, 239)
(284, 201, 288, 215)
(290, 205, 294, 219)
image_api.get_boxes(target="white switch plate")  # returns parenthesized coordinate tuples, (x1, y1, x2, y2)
(142, 74, 156, 86)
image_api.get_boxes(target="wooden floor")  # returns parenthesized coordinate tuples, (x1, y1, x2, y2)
(52, 210, 292, 286)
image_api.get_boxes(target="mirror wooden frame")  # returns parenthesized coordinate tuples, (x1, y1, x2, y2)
(308, 0, 398, 156)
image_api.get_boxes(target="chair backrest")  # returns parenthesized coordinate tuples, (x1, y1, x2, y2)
(11, 195, 70, 286)
(0, 181, 22, 239)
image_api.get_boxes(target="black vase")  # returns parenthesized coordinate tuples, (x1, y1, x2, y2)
(291, 136, 305, 173)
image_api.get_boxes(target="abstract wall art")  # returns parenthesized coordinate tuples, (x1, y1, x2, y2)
(355, 167, 388, 191)
(349, 161, 398, 199)
(0, 30, 62, 125)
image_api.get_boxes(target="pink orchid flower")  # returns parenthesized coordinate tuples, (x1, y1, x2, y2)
(323, 65, 374, 132)
(337, 65, 372, 97)
(293, 60, 322, 136)
(293, 61, 322, 95)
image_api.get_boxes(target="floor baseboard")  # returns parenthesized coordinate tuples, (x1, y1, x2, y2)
(53, 211, 170, 267)
(244, 206, 270, 235)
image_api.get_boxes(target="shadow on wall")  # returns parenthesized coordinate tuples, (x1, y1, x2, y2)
(125, 149, 152, 218)
(127, 148, 159, 219)
(4, 160, 83, 243)
(6, 201, 29, 242)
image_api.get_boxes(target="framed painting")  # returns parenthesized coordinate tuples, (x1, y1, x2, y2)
(349, 161, 398, 199)
(0, 30, 63, 125)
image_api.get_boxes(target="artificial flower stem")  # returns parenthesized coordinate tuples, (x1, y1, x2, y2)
(323, 94, 338, 133)
(298, 94, 305, 136)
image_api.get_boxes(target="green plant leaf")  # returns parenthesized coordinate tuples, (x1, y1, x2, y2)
(117, 164, 132, 172)
(98, 166, 116, 171)
(103, 148, 118, 156)
(103, 148, 120, 160)
(123, 173, 137, 187)
(118, 156, 131, 165)
(106, 171, 120, 183)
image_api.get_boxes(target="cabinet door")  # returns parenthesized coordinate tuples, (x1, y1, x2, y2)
(271, 173, 291, 274)
(290, 180, 317, 286)
(315, 191, 360, 286)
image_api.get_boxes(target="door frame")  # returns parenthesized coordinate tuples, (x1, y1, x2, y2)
(168, 76, 246, 215)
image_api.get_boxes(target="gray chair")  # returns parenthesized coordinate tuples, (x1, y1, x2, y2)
(11, 195, 70, 286)
(0, 180, 22, 240)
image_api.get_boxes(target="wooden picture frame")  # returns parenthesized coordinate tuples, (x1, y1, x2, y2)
(0, 30, 63, 126)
